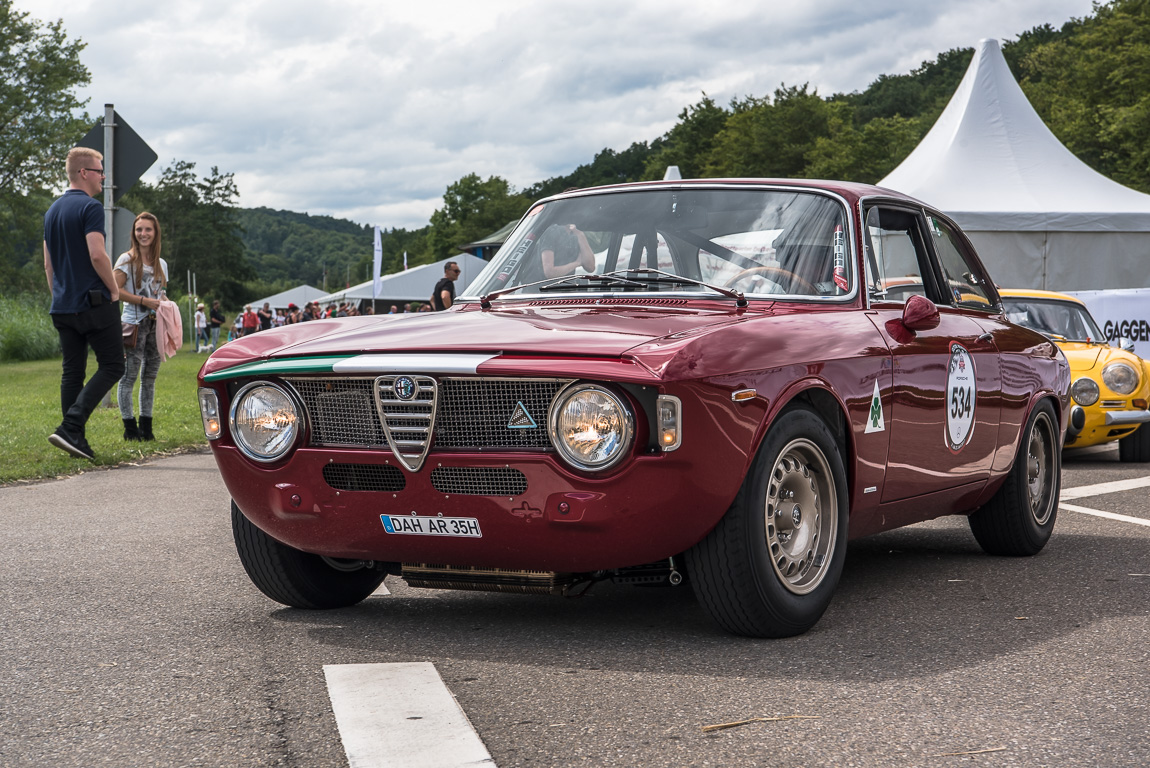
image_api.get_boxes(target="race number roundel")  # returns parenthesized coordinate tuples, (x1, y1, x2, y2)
(946, 342, 976, 451)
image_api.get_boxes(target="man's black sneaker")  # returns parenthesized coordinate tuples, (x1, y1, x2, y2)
(48, 427, 94, 460)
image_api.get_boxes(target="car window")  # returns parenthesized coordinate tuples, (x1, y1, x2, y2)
(468, 188, 854, 301)
(863, 206, 931, 304)
(1002, 298, 1105, 342)
(927, 216, 994, 311)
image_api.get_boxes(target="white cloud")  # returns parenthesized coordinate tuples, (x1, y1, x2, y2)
(17, 0, 1097, 229)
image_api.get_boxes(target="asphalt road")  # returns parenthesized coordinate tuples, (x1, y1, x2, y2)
(1, 444, 1147, 767)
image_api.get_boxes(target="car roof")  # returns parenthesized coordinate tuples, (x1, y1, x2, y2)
(545, 178, 931, 208)
(998, 288, 1086, 306)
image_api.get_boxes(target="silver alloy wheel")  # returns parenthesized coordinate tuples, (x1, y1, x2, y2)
(1027, 411, 1056, 526)
(763, 438, 838, 595)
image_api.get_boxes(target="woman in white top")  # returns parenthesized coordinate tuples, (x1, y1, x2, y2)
(114, 212, 168, 441)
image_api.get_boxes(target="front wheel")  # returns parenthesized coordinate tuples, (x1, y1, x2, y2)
(231, 501, 386, 608)
(1118, 424, 1150, 462)
(687, 406, 849, 638)
(969, 402, 1059, 556)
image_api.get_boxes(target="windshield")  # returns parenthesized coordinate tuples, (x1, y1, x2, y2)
(1003, 297, 1106, 343)
(464, 187, 854, 301)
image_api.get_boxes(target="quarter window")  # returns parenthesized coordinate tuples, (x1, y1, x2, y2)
(928, 216, 994, 310)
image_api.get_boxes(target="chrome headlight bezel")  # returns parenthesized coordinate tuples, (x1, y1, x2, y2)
(547, 382, 634, 472)
(1101, 361, 1139, 396)
(229, 380, 304, 463)
(1071, 377, 1100, 407)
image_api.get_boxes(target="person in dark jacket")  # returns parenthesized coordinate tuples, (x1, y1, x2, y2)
(43, 147, 125, 460)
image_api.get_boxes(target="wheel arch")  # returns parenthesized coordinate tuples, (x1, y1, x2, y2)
(758, 381, 854, 496)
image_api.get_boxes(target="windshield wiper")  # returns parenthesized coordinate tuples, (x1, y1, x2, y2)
(479, 268, 747, 308)
(479, 273, 645, 307)
(600, 268, 747, 307)
(538, 273, 648, 291)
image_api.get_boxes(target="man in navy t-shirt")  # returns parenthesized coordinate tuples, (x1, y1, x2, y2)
(43, 147, 125, 460)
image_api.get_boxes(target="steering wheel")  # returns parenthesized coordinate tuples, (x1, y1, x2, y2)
(723, 266, 819, 295)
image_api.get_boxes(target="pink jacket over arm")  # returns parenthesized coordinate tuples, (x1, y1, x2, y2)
(154, 299, 184, 361)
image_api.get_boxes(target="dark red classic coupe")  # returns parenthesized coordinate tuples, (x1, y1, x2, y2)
(199, 180, 1070, 637)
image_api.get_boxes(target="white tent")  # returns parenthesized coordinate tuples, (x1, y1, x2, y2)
(878, 38, 1150, 291)
(245, 284, 325, 311)
(314, 254, 488, 307)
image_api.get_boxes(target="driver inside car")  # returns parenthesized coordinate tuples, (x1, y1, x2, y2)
(519, 223, 597, 282)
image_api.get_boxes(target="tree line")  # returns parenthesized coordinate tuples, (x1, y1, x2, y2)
(2, 0, 1147, 306)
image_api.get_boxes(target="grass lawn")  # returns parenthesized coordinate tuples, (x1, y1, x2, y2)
(1, 348, 214, 484)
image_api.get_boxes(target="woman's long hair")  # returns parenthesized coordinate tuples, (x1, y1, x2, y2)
(126, 211, 166, 288)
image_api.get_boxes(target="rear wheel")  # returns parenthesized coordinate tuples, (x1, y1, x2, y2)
(687, 406, 848, 638)
(969, 402, 1059, 556)
(231, 501, 386, 608)
(1118, 424, 1150, 462)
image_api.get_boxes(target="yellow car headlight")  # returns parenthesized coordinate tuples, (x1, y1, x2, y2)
(1102, 362, 1139, 396)
(1071, 377, 1100, 407)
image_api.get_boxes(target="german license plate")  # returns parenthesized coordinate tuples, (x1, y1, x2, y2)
(381, 514, 482, 538)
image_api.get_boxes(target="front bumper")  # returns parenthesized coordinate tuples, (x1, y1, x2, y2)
(1103, 410, 1150, 426)
(213, 445, 741, 573)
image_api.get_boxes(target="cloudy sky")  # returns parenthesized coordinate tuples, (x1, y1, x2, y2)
(20, 0, 1097, 230)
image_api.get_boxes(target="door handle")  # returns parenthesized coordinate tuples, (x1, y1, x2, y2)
(977, 332, 994, 344)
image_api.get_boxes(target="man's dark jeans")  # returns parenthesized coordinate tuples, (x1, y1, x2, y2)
(51, 301, 125, 434)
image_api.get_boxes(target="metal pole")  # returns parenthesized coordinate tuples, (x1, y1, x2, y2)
(100, 105, 116, 409)
(102, 105, 115, 258)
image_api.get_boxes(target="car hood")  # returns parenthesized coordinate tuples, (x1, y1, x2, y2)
(200, 302, 753, 378)
(1056, 342, 1104, 372)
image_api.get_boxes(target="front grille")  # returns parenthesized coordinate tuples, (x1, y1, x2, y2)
(430, 467, 527, 496)
(435, 378, 570, 449)
(285, 376, 571, 454)
(1101, 400, 1125, 409)
(289, 379, 386, 446)
(375, 375, 437, 471)
(323, 463, 406, 492)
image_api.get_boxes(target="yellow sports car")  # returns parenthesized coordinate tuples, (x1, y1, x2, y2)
(1001, 289, 1150, 461)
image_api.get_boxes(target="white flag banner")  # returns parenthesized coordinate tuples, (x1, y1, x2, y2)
(403, 251, 408, 271)
(372, 226, 383, 299)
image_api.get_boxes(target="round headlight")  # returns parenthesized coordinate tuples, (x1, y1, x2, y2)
(230, 382, 301, 462)
(1071, 377, 1100, 407)
(1102, 362, 1139, 395)
(548, 384, 634, 471)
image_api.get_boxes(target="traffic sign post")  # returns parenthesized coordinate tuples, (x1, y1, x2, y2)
(78, 105, 158, 260)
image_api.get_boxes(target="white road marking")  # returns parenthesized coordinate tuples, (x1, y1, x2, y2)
(1059, 476, 1150, 501)
(324, 662, 495, 768)
(1059, 502, 1150, 528)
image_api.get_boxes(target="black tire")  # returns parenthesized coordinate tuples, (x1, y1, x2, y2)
(231, 501, 386, 608)
(969, 402, 1059, 556)
(1118, 424, 1150, 462)
(687, 406, 849, 638)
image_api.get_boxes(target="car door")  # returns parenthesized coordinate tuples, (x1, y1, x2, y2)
(863, 204, 1001, 503)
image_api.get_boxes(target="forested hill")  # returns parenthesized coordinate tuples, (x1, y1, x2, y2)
(236, 207, 427, 297)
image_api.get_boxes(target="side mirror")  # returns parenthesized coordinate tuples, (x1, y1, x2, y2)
(1118, 336, 1136, 353)
(902, 294, 940, 332)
